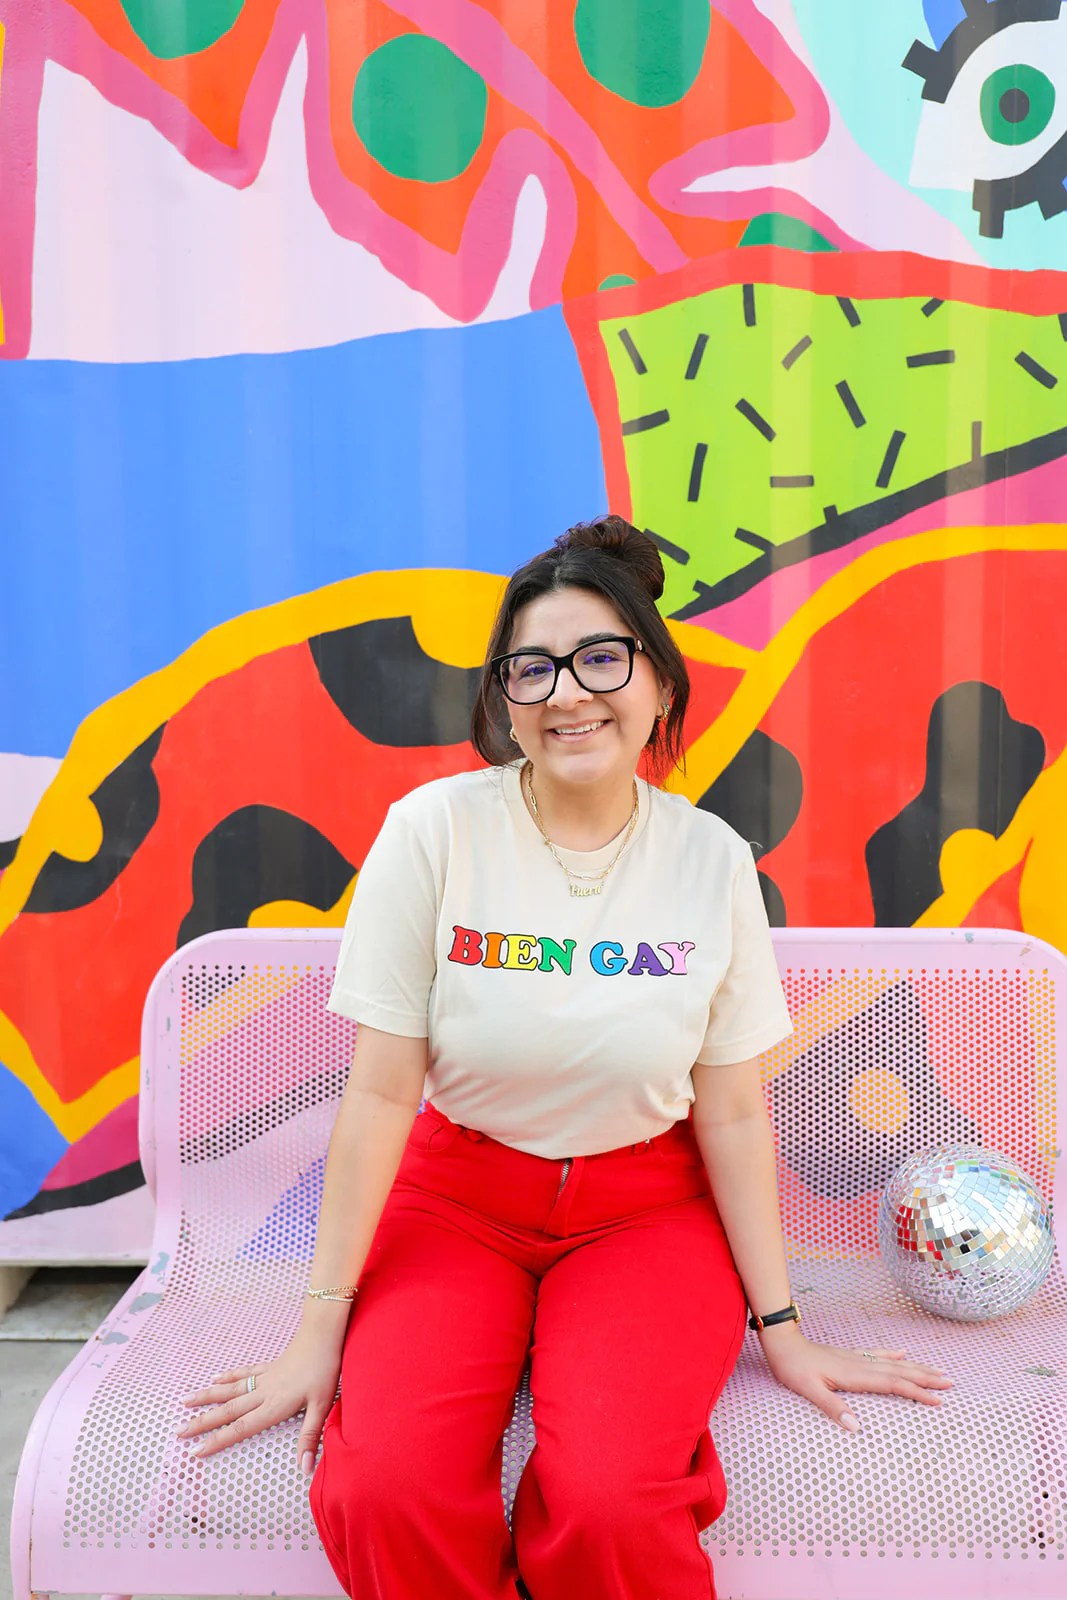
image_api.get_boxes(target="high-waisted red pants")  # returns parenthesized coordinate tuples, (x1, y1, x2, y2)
(309, 1099, 747, 1599)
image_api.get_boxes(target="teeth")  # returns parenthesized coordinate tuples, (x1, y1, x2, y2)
(554, 722, 603, 736)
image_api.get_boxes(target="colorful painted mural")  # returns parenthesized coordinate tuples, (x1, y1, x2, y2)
(1, 0, 1064, 1259)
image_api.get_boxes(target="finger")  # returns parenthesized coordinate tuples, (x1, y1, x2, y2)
(189, 1407, 270, 1460)
(181, 1369, 266, 1406)
(179, 1392, 261, 1441)
(298, 1403, 331, 1479)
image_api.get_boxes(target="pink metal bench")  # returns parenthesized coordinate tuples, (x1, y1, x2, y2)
(11, 926, 1067, 1599)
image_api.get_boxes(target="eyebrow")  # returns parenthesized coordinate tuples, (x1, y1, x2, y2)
(509, 631, 622, 653)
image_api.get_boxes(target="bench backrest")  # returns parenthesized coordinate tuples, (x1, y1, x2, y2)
(142, 926, 1066, 1262)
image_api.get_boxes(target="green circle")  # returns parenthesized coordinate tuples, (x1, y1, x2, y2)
(979, 63, 1055, 147)
(353, 35, 488, 183)
(121, 0, 244, 59)
(575, 0, 710, 108)
(599, 274, 638, 290)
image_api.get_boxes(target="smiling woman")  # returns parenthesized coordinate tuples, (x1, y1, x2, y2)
(180, 515, 953, 1600)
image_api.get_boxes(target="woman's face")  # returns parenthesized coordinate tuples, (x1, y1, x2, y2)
(505, 586, 669, 790)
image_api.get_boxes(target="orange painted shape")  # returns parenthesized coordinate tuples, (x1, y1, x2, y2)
(66, 1, 285, 147)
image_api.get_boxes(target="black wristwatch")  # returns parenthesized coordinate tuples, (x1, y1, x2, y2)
(747, 1300, 801, 1333)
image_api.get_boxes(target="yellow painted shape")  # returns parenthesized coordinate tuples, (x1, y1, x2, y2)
(848, 1067, 910, 1135)
(667, 523, 1067, 801)
(921, 740, 1067, 958)
(0, 568, 505, 937)
(0, 1005, 138, 1139)
(247, 874, 357, 930)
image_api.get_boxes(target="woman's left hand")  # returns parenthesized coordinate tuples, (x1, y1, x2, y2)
(757, 1326, 953, 1431)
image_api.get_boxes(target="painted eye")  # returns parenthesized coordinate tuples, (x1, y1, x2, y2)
(979, 61, 1056, 143)
(904, 5, 1067, 238)
(516, 658, 552, 680)
(581, 647, 625, 666)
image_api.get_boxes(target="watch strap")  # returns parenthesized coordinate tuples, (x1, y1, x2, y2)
(747, 1300, 801, 1333)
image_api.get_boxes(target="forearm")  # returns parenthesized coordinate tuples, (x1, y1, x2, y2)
(693, 1104, 796, 1336)
(300, 1084, 419, 1349)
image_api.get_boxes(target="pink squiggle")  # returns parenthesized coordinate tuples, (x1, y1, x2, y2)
(687, 454, 1067, 650)
(649, 0, 831, 216)
(0, 0, 580, 355)
(0, 16, 45, 360)
(712, 188, 868, 251)
(386, 0, 687, 276)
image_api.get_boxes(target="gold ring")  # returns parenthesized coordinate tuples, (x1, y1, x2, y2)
(862, 1351, 876, 1362)
(246, 1374, 257, 1394)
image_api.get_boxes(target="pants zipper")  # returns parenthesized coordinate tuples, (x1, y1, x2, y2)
(556, 1157, 572, 1198)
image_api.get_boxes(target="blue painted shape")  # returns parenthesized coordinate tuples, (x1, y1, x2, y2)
(0, 311, 606, 755)
(240, 1153, 325, 1262)
(923, 1, 968, 50)
(239, 1102, 427, 1260)
(0, 1066, 67, 1220)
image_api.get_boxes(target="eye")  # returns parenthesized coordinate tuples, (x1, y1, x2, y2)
(581, 646, 625, 666)
(904, 5, 1067, 238)
(517, 659, 551, 680)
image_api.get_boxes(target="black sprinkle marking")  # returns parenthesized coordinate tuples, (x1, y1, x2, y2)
(617, 328, 647, 374)
(1015, 350, 1058, 388)
(837, 296, 861, 327)
(876, 430, 906, 490)
(1059, 312, 1067, 341)
(687, 442, 708, 503)
(781, 335, 812, 370)
(669, 423, 1067, 619)
(735, 527, 775, 554)
(770, 475, 815, 489)
(736, 398, 775, 440)
(921, 298, 944, 317)
(645, 527, 690, 566)
(685, 333, 709, 380)
(971, 420, 982, 460)
(835, 379, 866, 429)
(621, 409, 670, 435)
(743, 283, 756, 327)
(906, 349, 956, 367)
(823, 504, 838, 521)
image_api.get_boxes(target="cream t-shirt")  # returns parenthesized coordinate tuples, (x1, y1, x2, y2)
(327, 762, 793, 1158)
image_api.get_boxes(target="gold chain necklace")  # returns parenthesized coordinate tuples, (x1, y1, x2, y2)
(522, 762, 640, 897)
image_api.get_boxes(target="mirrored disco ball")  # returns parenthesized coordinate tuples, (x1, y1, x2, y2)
(878, 1146, 1055, 1321)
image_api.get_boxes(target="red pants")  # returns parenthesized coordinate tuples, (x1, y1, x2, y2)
(309, 1100, 747, 1599)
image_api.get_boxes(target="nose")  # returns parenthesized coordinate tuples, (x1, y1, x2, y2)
(547, 664, 593, 708)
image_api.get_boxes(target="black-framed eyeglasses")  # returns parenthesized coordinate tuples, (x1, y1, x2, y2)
(491, 635, 644, 705)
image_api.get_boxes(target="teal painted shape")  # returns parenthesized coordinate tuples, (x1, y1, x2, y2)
(120, 1, 245, 60)
(352, 35, 488, 183)
(575, 0, 710, 107)
(740, 213, 837, 252)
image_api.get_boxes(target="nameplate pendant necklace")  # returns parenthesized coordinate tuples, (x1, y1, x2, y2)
(523, 762, 639, 897)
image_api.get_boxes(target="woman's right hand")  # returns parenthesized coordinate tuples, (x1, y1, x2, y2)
(177, 1320, 344, 1476)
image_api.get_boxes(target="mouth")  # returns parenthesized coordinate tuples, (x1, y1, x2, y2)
(548, 720, 608, 740)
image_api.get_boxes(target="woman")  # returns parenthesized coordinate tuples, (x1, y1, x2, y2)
(178, 516, 952, 1598)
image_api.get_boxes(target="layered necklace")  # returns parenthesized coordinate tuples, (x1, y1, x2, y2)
(522, 761, 640, 897)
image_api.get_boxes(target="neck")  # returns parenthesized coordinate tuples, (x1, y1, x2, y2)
(523, 761, 638, 851)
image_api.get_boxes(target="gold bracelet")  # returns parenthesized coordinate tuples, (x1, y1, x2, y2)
(306, 1285, 359, 1302)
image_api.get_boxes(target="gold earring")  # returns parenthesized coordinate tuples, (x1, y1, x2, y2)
(660, 702, 671, 719)
(509, 725, 517, 742)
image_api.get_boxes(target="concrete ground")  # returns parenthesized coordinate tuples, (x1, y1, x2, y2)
(2, 1269, 324, 1600)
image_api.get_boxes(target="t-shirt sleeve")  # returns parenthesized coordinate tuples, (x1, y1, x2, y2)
(696, 847, 793, 1066)
(327, 802, 439, 1036)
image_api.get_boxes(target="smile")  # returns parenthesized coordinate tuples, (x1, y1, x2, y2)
(550, 721, 607, 738)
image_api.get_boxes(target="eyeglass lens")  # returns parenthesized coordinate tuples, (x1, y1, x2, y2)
(501, 641, 632, 703)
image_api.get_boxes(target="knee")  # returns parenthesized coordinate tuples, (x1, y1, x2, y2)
(531, 1449, 642, 1537)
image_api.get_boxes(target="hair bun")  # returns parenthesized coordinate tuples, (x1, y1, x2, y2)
(556, 514, 665, 603)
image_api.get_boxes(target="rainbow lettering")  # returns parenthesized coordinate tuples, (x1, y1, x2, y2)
(447, 927, 693, 977)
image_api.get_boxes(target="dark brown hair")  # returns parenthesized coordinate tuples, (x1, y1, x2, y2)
(470, 514, 689, 778)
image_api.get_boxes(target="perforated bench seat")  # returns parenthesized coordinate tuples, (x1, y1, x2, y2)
(11, 927, 1067, 1599)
